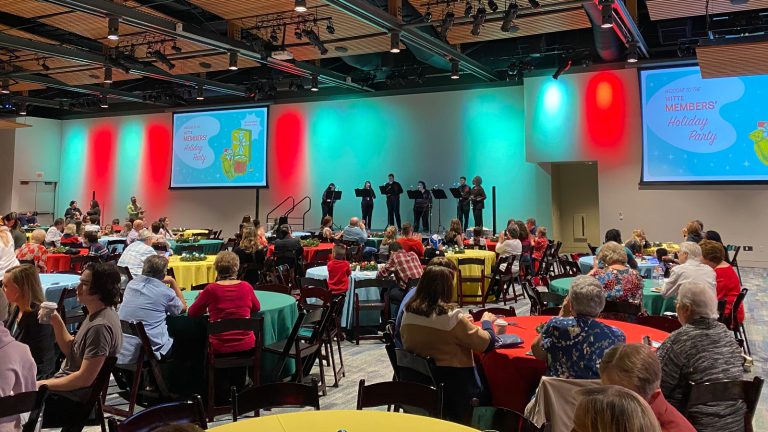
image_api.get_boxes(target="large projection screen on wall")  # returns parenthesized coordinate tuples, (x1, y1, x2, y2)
(171, 107, 268, 188)
(640, 66, 768, 184)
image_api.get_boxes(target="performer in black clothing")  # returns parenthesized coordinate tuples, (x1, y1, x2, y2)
(383, 173, 403, 229)
(413, 181, 432, 233)
(63, 200, 82, 224)
(321, 183, 337, 221)
(456, 176, 471, 231)
(470, 175, 486, 228)
(360, 180, 375, 229)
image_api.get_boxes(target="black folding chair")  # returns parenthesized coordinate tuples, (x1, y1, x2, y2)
(0, 385, 48, 432)
(356, 379, 443, 418)
(231, 380, 320, 421)
(684, 377, 763, 432)
(107, 395, 207, 432)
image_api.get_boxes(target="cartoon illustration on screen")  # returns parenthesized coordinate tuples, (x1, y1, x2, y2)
(749, 122, 768, 166)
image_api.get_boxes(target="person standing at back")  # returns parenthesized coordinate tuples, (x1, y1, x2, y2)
(127, 196, 144, 220)
(412, 181, 432, 233)
(320, 183, 337, 221)
(383, 173, 403, 230)
(64, 201, 82, 224)
(456, 176, 471, 232)
(360, 180, 376, 229)
(470, 176, 486, 228)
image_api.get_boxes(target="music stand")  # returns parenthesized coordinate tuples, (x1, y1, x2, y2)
(449, 187, 462, 199)
(431, 188, 447, 233)
(355, 189, 373, 199)
(329, 191, 342, 202)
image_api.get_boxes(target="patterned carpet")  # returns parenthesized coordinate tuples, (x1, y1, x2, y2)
(77, 267, 766, 430)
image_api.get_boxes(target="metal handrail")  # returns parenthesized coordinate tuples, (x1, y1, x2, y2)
(286, 196, 312, 231)
(265, 195, 294, 227)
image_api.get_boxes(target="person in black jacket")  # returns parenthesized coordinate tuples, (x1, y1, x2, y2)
(273, 225, 304, 273)
(470, 176, 486, 229)
(2, 264, 56, 379)
(321, 183, 337, 222)
(456, 176, 471, 231)
(86, 200, 101, 226)
(384, 173, 403, 230)
(360, 180, 376, 229)
(64, 201, 82, 224)
(413, 181, 432, 233)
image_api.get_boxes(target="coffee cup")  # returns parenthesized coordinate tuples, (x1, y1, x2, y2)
(494, 319, 508, 335)
(39, 302, 57, 324)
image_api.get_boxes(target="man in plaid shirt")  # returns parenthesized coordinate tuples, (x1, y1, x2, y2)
(376, 242, 423, 289)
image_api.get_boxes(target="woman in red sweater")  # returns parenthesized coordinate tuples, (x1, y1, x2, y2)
(326, 244, 351, 295)
(700, 240, 744, 325)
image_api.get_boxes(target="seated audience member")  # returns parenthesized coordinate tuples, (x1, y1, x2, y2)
(83, 231, 108, 259)
(125, 219, 144, 245)
(683, 220, 703, 243)
(82, 216, 100, 233)
(38, 263, 123, 428)
(326, 244, 351, 295)
(110, 218, 123, 234)
(703, 230, 731, 264)
(532, 227, 549, 260)
(254, 221, 268, 248)
(572, 385, 662, 432)
(119, 222, 133, 238)
(631, 228, 650, 249)
(64, 200, 82, 224)
(273, 224, 303, 271)
(117, 229, 157, 277)
(494, 224, 522, 274)
(378, 225, 398, 257)
(515, 221, 533, 272)
(187, 252, 260, 399)
(0, 227, 20, 277)
(469, 226, 487, 249)
(600, 343, 694, 432)
(532, 276, 625, 379)
(591, 241, 643, 305)
(442, 230, 461, 248)
(320, 216, 335, 242)
(448, 218, 465, 242)
(657, 281, 745, 432)
(600, 229, 638, 270)
(661, 242, 716, 298)
(3, 213, 26, 251)
(377, 242, 423, 291)
(232, 224, 266, 284)
(3, 264, 56, 379)
(400, 265, 497, 423)
(526, 218, 538, 240)
(396, 223, 425, 258)
(15, 229, 48, 272)
(394, 257, 457, 348)
(60, 223, 81, 246)
(149, 221, 169, 246)
(625, 239, 643, 256)
(18, 211, 37, 227)
(118, 255, 186, 364)
(341, 217, 376, 260)
(86, 200, 101, 226)
(0, 287, 38, 432)
(699, 240, 743, 326)
(46, 218, 65, 247)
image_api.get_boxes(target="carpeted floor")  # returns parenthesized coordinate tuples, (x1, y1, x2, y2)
(76, 267, 766, 430)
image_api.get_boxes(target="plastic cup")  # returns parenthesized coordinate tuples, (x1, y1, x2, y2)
(494, 319, 508, 335)
(39, 301, 58, 324)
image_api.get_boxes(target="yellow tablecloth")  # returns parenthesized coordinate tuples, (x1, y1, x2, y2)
(445, 249, 496, 301)
(182, 229, 210, 238)
(167, 255, 216, 290)
(208, 410, 479, 432)
(643, 242, 681, 255)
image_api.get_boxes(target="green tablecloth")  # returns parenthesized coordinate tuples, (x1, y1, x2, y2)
(365, 238, 383, 250)
(170, 239, 223, 255)
(548, 276, 676, 316)
(166, 290, 298, 396)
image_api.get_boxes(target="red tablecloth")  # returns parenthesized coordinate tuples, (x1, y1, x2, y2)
(476, 315, 670, 413)
(46, 249, 89, 273)
(267, 242, 335, 263)
(464, 240, 497, 252)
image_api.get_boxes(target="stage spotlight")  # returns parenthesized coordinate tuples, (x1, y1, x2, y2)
(501, 2, 519, 32)
(294, 0, 307, 12)
(294, 26, 303, 40)
(171, 41, 182, 53)
(228, 51, 238, 70)
(196, 84, 204, 100)
(627, 41, 639, 63)
(390, 31, 401, 53)
(0, 79, 9, 94)
(107, 16, 119, 40)
(303, 28, 329, 55)
(423, 7, 432, 22)
(150, 49, 175, 70)
(103, 66, 113, 83)
(310, 74, 319, 91)
(439, 10, 455, 40)
(18, 102, 27, 116)
(450, 60, 460, 79)
(487, 0, 499, 12)
(326, 20, 336, 35)
(99, 93, 109, 108)
(470, 4, 487, 36)
(600, 0, 614, 28)
(527, 0, 541, 9)
(552, 57, 572, 80)
(40, 60, 51, 71)
(270, 28, 279, 44)
(464, 0, 473, 17)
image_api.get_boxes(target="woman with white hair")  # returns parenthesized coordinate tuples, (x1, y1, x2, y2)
(657, 281, 745, 432)
(15, 229, 49, 272)
(532, 275, 626, 379)
(591, 241, 643, 305)
(661, 242, 716, 298)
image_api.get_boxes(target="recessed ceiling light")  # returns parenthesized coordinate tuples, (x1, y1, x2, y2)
(334, 46, 348, 53)
(198, 62, 211, 69)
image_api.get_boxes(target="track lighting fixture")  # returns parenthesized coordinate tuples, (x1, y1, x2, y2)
(18, 102, 27, 116)
(196, 84, 204, 100)
(326, 20, 336, 35)
(390, 31, 401, 53)
(103, 66, 113, 83)
(171, 41, 182, 53)
(294, 0, 307, 13)
(528, 0, 540, 9)
(600, 0, 614, 28)
(40, 60, 50, 72)
(424, 6, 432, 22)
(439, 10, 455, 40)
(627, 41, 639, 63)
(304, 28, 328, 55)
(99, 93, 109, 108)
(270, 28, 279, 44)
(0, 79, 9, 94)
(552, 57, 572, 80)
(464, 0, 473, 17)
(487, 0, 499, 13)
(450, 60, 460, 79)
(107, 16, 119, 40)
(310, 74, 319, 91)
(470, 4, 487, 36)
(228, 51, 238, 70)
(501, 2, 519, 33)
(150, 49, 175, 70)
(294, 26, 303, 40)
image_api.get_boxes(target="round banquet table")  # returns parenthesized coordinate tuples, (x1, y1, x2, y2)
(167, 255, 217, 290)
(267, 242, 334, 263)
(40, 273, 80, 309)
(549, 276, 676, 316)
(208, 410, 479, 432)
(477, 315, 669, 414)
(445, 250, 496, 301)
(98, 236, 126, 253)
(166, 290, 299, 396)
(463, 239, 497, 252)
(169, 239, 223, 255)
(46, 249, 88, 273)
(578, 255, 659, 279)
(304, 265, 381, 328)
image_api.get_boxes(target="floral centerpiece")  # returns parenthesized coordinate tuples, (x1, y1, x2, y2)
(490, 236, 499, 242)
(350, 261, 378, 271)
(301, 238, 320, 247)
(368, 232, 385, 239)
(49, 246, 69, 254)
(444, 245, 465, 254)
(179, 252, 207, 262)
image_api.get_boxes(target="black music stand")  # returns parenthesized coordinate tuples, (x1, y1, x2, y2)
(355, 189, 373, 199)
(328, 191, 342, 202)
(449, 187, 462, 199)
(431, 188, 447, 232)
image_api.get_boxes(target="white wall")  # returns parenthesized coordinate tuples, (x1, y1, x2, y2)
(0, 128, 16, 213)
